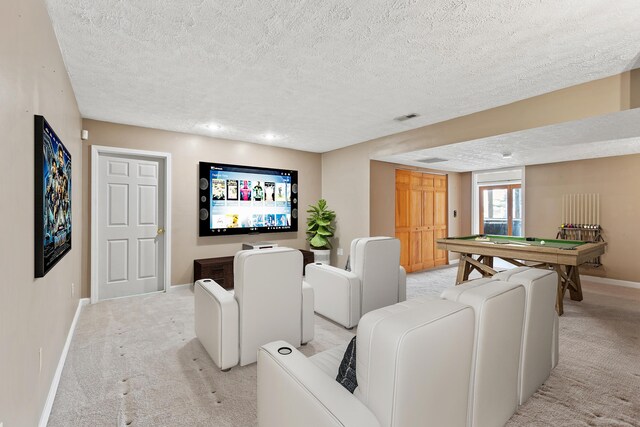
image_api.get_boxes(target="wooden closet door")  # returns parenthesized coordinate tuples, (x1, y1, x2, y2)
(395, 170, 411, 270)
(395, 188, 410, 228)
(409, 172, 423, 271)
(422, 184, 435, 269)
(395, 170, 448, 272)
(434, 175, 448, 266)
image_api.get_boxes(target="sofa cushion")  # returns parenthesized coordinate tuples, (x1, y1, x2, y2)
(336, 336, 358, 393)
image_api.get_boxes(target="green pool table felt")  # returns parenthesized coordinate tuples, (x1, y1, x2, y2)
(454, 234, 587, 250)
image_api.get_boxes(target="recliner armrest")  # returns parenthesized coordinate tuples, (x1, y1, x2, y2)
(258, 341, 380, 427)
(194, 279, 239, 370)
(305, 264, 361, 328)
(398, 266, 407, 302)
(302, 281, 315, 344)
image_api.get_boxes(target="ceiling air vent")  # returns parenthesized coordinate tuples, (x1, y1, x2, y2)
(394, 113, 419, 122)
(416, 157, 448, 164)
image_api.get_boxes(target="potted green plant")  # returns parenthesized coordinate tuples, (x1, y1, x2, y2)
(306, 199, 336, 264)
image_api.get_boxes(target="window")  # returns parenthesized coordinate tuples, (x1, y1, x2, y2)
(472, 168, 524, 236)
(479, 184, 522, 236)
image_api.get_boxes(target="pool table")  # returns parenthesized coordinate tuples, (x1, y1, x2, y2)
(436, 235, 607, 315)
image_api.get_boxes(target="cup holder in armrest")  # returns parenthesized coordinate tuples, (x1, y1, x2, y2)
(278, 347, 292, 355)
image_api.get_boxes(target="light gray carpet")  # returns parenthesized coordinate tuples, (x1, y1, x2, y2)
(48, 287, 354, 427)
(49, 268, 640, 426)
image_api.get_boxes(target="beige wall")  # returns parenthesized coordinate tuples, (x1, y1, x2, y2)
(525, 155, 640, 282)
(631, 69, 640, 109)
(369, 161, 397, 238)
(322, 72, 635, 272)
(458, 172, 473, 236)
(447, 172, 466, 239)
(321, 143, 371, 267)
(369, 160, 468, 261)
(0, 0, 83, 425)
(82, 120, 322, 294)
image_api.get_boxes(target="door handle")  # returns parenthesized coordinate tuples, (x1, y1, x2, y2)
(157, 228, 165, 235)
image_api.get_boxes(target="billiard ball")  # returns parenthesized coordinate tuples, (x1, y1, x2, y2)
(540, 240, 546, 245)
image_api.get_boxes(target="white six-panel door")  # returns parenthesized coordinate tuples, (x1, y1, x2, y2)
(97, 154, 165, 300)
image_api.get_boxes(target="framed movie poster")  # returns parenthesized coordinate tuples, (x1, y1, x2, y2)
(34, 115, 72, 277)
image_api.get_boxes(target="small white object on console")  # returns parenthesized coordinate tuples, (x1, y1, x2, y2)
(241, 242, 278, 250)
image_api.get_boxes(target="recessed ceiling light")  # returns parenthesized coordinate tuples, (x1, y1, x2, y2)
(205, 123, 223, 131)
(263, 133, 278, 141)
(502, 152, 513, 159)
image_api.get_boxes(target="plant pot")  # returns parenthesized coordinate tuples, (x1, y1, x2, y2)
(310, 248, 331, 265)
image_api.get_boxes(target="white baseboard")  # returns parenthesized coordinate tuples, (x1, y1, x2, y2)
(169, 283, 192, 291)
(39, 297, 89, 427)
(448, 258, 460, 265)
(580, 275, 640, 290)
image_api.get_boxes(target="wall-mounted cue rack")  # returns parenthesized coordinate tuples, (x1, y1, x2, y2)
(556, 193, 604, 267)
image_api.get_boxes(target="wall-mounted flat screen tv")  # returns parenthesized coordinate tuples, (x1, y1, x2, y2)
(34, 115, 72, 277)
(198, 162, 298, 236)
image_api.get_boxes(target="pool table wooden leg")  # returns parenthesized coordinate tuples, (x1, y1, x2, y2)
(456, 255, 468, 285)
(568, 266, 583, 301)
(462, 255, 497, 280)
(465, 257, 475, 280)
(481, 256, 494, 276)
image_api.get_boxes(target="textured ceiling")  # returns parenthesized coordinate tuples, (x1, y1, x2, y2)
(45, 0, 640, 153)
(375, 109, 640, 172)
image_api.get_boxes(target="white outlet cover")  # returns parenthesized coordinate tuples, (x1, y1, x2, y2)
(337, 248, 344, 256)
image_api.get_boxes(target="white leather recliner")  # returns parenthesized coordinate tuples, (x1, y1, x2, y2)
(257, 297, 476, 427)
(304, 237, 407, 328)
(442, 278, 526, 427)
(194, 247, 314, 370)
(257, 273, 558, 426)
(493, 267, 559, 404)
